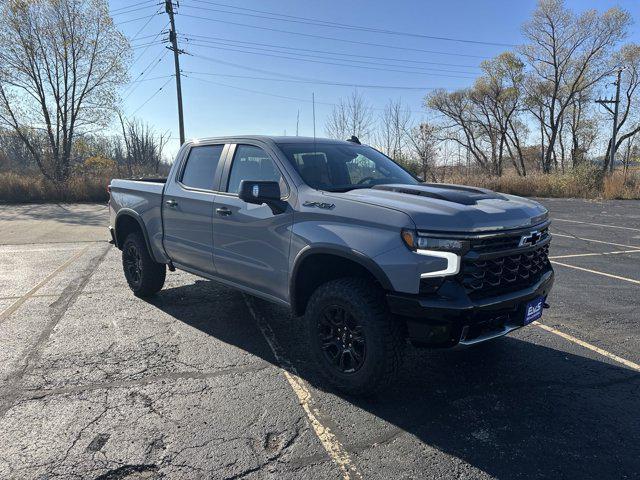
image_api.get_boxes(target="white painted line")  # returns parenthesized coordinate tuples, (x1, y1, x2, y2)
(550, 260, 640, 285)
(552, 232, 640, 250)
(534, 322, 640, 372)
(554, 218, 640, 232)
(0, 246, 89, 325)
(549, 249, 640, 259)
(243, 295, 363, 480)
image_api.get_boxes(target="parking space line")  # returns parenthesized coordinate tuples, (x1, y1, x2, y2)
(550, 260, 640, 285)
(554, 218, 640, 232)
(243, 296, 363, 480)
(534, 322, 640, 373)
(0, 245, 90, 325)
(552, 232, 640, 250)
(549, 249, 640, 259)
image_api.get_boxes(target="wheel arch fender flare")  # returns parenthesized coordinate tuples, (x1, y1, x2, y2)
(289, 244, 394, 316)
(114, 209, 157, 262)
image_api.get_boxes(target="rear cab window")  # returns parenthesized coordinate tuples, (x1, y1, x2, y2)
(180, 144, 224, 191)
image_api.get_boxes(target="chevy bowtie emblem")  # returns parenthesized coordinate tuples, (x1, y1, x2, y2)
(519, 230, 542, 247)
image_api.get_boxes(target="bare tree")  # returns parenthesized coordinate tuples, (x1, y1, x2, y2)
(426, 52, 527, 176)
(521, 0, 630, 172)
(405, 123, 438, 181)
(376, 99, 411, 161)
(0, 0, 129, 183)
(325, 90, 374, 142)
(602, 44, 640, 165)
(118, 114, 169, 176)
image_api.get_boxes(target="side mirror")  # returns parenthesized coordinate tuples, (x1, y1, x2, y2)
(238, 180, 286, 214)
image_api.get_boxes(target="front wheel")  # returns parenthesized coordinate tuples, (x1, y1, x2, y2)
(304, 278, 404, 396)
(122, 232, 166, 297)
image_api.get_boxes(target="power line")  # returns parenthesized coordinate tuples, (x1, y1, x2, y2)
(130, 77, 174, 115)
(178, 13, 491, 60)
(124, 74, 175, 85)
(186, 1, 515, 48)
(111, 4, 160, 17)
(182, 71, 435, 90)
(111, 0, 158, 14)
(181, 33, 481, 69)
(115, 13, 161, 26)
(185, 74, 339, 107)
(123, 50, 170, 100)
(188, 47, 477, 79)
(126, 7, 163, 43)
(182, 38, 478, 75)
(185, 53, 454, 94)
(185, 73, 436, 117)
(131, 21, 170, 65)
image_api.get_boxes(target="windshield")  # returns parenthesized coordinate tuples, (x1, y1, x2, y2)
(277, 143, 419, 192)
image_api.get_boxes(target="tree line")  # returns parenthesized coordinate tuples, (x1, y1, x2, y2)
(1, 0, 639, 188)
(325, 0, 640, 179)
(0, 0, 168, 182)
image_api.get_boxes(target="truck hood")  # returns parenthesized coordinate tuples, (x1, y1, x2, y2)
(332, 184, 548, 233)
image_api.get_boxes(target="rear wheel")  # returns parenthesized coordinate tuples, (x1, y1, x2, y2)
(305, 278, 404, 396)
(122, 232, 166, 297)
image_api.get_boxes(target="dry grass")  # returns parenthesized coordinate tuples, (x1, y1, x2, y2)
(1, 166, 639, 203)
(0, 172, 110, 203)
(443, 168, 640, 200)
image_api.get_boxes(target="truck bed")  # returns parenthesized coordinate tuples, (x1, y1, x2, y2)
(108, 178, 167, 263)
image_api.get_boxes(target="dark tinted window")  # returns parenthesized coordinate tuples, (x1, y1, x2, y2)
(278, 143, 418, 192)
(227, 145, 283, 194)
(180, 145, 224, 190)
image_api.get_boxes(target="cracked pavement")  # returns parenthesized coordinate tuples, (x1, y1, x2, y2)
(0, 201, 639, 479)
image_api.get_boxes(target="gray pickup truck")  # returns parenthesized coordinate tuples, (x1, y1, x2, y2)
(108, 135, 554, 395)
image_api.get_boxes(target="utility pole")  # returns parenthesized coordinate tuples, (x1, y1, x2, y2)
(595, 69, 622, 173)
(165, 0, 185, 145)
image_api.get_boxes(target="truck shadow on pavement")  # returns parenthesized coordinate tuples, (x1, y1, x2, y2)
(148, 279, 640, 480)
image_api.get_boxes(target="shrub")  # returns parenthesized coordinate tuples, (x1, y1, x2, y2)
(0, 172, 109, 203)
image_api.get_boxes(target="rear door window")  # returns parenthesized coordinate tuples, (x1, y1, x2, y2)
(180, 144, 224, 191)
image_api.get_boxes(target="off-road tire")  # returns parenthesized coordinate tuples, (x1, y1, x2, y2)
(122, 232, 166, 297)
(304, 278, 404, 396)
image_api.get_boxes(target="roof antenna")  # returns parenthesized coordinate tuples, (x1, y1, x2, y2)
(347, 135, 361, 144)
(312, 92, 317, 153)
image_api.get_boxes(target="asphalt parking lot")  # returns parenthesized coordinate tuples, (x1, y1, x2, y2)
(0, 200, 638, 479)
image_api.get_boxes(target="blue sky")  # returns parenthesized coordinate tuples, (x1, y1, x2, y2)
(110, 0, 640, 156)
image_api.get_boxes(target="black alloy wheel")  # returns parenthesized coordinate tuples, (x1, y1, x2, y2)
(123, 242, 143, 288)
(318, 305, 367, 374)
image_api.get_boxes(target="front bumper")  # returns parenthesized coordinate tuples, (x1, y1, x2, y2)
(387, 268, 554, 348)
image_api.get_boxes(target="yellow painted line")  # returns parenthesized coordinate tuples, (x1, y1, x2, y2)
(554, 218, 640, 232)
(533, 322, 640, 372)
(550, 260, 640, 285)
(552, 232, 640, 250)
(243, 296, 362, 480)
(0, 246, 90, 325)
(549, 249, 640, 259)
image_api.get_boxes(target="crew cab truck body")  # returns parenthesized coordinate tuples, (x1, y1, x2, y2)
(109, 136, 554, 395)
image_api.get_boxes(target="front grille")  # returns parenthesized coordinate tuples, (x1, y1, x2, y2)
(469, 227, 549, 254)
(461, 244, 550, 298)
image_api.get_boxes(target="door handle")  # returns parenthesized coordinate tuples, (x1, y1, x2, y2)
(216, 207, 232, 216)
(165, 199, 178, 208)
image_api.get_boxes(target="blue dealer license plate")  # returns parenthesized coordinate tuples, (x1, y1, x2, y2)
(524, 297, 544, 325)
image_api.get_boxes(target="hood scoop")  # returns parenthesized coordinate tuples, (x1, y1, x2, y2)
(371, 184, 506, 206)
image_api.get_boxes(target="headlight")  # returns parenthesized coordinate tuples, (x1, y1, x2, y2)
(401, 229, 466, 253)
(401, 229, 464, 278)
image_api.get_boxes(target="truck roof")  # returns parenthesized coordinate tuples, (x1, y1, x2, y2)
(186, 135, 357, 146)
